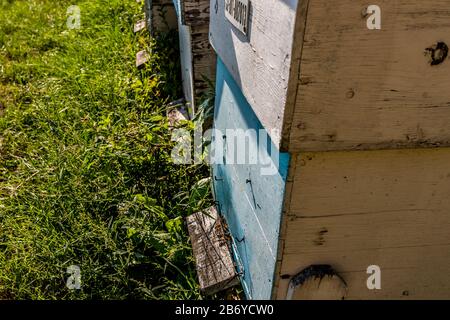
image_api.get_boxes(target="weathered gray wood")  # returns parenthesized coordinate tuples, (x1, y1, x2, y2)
(209, 0, 299, 148)
(177, 0, 216, 109)
(134, 19, 147, 33)
(178, 23, 195, 108)
(290, 0, 450, 152)
(186, 206, 239, 295)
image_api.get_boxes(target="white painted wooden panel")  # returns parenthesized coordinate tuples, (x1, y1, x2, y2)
(209, 0, 299, 148)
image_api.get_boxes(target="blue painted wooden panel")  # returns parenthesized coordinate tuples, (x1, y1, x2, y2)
(212, 58, 290, 299)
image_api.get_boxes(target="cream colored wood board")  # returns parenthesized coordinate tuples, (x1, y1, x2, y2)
(290, 0, 450, 151)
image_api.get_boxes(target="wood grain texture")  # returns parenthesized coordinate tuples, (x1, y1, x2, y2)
(275, 148, 450, 299)
(290, 0, 450, 151)
(133, 19, 147, 33)
(191, 24, 216, 99)
(210, 0, 299, 148)
(286, 265, 347, 300)
(149, 0, 178, 33)
(186, 206, 240, 295)
(136, 50, 150, 69)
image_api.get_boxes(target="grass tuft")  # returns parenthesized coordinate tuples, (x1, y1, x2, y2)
(0, 0, 213, 299)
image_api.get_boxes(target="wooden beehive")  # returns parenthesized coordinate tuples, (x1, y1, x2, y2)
(209, 0, 450, 299)
(172, 0, 216, 112)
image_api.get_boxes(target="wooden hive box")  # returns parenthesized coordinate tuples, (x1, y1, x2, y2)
(209, 0, 450, 299)
(146, 0, 178, 33)
(172, 0, 217, 112)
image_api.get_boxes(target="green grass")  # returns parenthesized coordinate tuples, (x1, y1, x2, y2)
(0, 0, 215, 299)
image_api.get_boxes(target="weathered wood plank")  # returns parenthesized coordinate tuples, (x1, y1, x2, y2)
(276, 148, 450, 299)
(191, 24, 216, 97)
(186, 206, 240, 295)
(290, 0, 450, 152)
(133, 19, 147, 33)
(209, 0, 299, 148)
(174, 0, 215, 108)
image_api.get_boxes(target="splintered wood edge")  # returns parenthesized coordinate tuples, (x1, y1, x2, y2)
(186, 207, 240, 295)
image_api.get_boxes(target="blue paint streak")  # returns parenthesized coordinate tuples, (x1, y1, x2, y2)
(212, 58, 290, 300)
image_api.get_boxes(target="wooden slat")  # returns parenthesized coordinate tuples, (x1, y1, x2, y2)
(290, 0, 450, 152)
(175, 0, 215, 107)
(167, 99, 190, 127)
(186, 207, 240, 295)
(178, 23, 195, 106)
